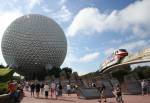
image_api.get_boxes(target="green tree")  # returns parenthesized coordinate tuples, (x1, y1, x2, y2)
(143, 67, 150, 78)
(0, 69, 14, 82)
(111, 65, 131, 83)
(132, 66, 150, 79)
(47, 66, 62, 79)
(62, 67, 72, 84)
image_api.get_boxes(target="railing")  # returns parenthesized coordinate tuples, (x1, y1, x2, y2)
(122, 48, 150, 63)
(100, 48, 150, 72)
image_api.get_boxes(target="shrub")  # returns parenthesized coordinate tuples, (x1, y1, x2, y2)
(0, 82, 8, 95)
(0, 68, 14, 82)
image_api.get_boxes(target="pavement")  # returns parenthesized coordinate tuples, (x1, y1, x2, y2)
(21, 91, 150, 103)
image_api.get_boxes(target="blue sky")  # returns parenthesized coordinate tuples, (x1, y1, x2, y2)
(0, 0, 150, 75)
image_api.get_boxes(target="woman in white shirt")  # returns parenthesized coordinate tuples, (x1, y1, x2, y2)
(44, 83, 49, 98)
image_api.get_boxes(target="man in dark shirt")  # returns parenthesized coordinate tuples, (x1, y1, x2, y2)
(35, 82, 41, 98)
(30, 82, 35, 97)
(58, 83, 63, 96)
(40, 82, 44, 95)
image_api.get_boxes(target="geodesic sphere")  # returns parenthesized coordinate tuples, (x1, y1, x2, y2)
(1, 14, 67, 78)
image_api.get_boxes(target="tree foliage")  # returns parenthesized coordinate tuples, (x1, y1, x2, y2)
(80, 70, 100, 79)
(47, 66, 61, 79)
(132, 66, 150, 79)
(61, 67, 72, 83)
(111, 65, 131, 83)
(0, 64, 5, 68)
(0, 69, 14, 82)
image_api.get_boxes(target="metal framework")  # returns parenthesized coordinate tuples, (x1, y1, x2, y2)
(1, 14, 67, 79)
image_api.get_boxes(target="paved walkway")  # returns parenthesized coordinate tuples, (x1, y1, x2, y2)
(21, 91, 150, 103)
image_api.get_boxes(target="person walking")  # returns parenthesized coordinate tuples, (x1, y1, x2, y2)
(40, 82, 44, 95)
(98, 83, 107, 103)
(147, 80, 150, 95)
(44, 82, 49, 99)
(50, 80, 56, 99)
(25, 81, 29, 91)
(58, 83, 63, 96)
(114, 84, 124, 103)
(30, 81, 35, 97)
(35, 82, 41, 98)
(141, 79, 147, 96)
(66, 84, 71, 96)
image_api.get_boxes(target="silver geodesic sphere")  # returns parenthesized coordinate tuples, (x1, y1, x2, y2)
(1, 14, 67, 79)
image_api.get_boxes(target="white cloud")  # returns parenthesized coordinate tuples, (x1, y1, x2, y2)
(63, 47, 78, 65)
(60, 0, 67, 5)
(62, 43, 100, 71)
(67, 0, 150, 37)
(132, 25, 150, 38)
(0, 10, 23, 65)
(105, 48, 115, 56)
(84, 47, 91, 52)
(62, 43, 100, 74)
(109, 39, 122, 44)
(80, 52, 100, 62)
(27, 0, 41, 11)
(119, 40, 149, 52)
(42, 6, 52, 13)
(67, 7, 106, 37)
(61, 40, 80, 68)
(0, 10, 23, 40)
(52, 5, 72, 22)
(12, 0, 18, 2)
(105, 0, 150, 33)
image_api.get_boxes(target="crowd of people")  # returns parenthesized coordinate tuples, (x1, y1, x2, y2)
(6, 79, 150, 103)
(23, 80, 76, 99)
